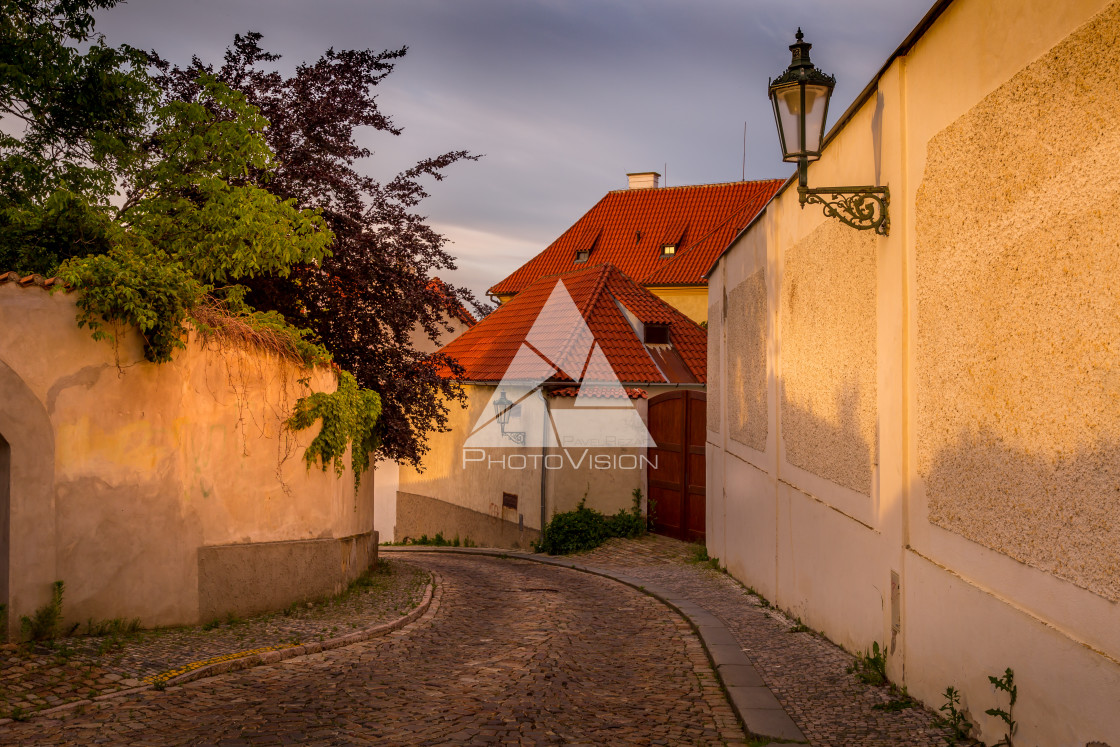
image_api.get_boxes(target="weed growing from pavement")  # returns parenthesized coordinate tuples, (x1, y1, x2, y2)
(788, 617, 812, 634)
(985, 668, 1017, 746)
(687, 543, 723, 572)
(388, 532, 476, 547)
(848, 641, 888, 686)
(745, 587, 772, 609)
(873, 684, 919, 712)
(934, 685, 973, 744)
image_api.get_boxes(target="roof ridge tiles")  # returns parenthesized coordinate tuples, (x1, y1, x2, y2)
(605, 177, 784, 194)
(0, 271, 64, 289)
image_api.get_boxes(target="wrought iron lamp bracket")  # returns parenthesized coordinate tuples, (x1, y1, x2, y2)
(798, 184, 890, 236)
(500, 427, 526, 445)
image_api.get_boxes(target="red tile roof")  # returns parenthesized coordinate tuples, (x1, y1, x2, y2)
(489, 179, 783, 297)
(439, 264, 706, 385)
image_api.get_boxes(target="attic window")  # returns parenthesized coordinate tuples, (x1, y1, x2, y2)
(660, 244, 677, 257)
(644, 324, 671, 345)
(575, 249, 590, 263)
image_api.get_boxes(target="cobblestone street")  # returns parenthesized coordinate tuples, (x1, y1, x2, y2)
(1, 553, 747, 746)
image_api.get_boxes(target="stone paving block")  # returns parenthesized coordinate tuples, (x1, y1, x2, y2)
(727, 685, 783, 710)
(686, 610, 723, 628)
(718, 663, 765, 687)
(704, 643, 748, 667)
(696, 624, 739, 647)
(740, 707, 807, 742)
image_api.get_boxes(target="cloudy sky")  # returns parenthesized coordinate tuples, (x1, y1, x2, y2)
(95, 0, 933, 302)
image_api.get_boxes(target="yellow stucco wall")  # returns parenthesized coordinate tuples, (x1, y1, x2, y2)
(707, 0, 1120, 743)
(0, 284, 373, 629)
(646, 285, 708, 324)
(780, 221, 877, 496)
(915, 1, 1120, 602)
(727, 269, 769, 452)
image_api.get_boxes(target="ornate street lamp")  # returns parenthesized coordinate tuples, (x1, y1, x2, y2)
(493, 390, 525, 445)
(769, 29, 890, 235)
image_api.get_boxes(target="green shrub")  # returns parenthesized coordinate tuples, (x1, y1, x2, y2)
(536, 489, 648, 555)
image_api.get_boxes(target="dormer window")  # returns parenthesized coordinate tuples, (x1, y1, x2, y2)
(575, 249, 590, 263)
(644, 324, 671, 345)
(660, 244, 677, 257)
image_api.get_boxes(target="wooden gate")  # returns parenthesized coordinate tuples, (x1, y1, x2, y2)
(646, 390, 705, 542)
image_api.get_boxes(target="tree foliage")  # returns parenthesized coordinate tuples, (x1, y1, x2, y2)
(48, 74, 335, 361)
(287, 370, 382, 490)
(153, 34, 486, 466)
(0, 0, 152, 272)
(2, 4, 474, 474)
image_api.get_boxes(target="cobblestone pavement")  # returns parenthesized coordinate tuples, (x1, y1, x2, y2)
(569, 535, 953, 747)
(1, 554, 748, 746)
(0, 559, 429, 718)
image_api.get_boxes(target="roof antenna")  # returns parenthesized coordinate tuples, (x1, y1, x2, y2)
(663, 162, 667, 187)
(742, 121, 747, 181)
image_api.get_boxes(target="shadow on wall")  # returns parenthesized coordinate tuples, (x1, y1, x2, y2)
(780, 376, 875, 497)
(727, 269, 767, 452)
(924, 428, 1120, 603)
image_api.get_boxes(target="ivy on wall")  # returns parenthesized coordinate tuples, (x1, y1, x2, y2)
(287, 370, 382, 489)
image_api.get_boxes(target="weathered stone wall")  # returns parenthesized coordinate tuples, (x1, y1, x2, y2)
(780, 220, 877, 495)
(915, 1, 1120, 601)
(727, 269, 768, 451)
(0, 280, 375, 629)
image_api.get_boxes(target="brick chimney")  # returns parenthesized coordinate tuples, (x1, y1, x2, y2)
(626, 171, 661, 190)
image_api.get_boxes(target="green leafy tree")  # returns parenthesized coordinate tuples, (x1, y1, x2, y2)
(55, 75, 333, 361)
(1, 1, 381, 482)
(1, 0, 153, 271)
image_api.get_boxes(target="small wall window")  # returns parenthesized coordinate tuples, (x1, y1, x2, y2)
(660, 244, 676, 257)
(644, 325, 670, 345)
(502, 492, 518, 509)
(575, 250, 590, 263)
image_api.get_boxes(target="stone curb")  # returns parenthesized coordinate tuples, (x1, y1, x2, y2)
(0, 570, 439, 728)
(383, 546, 808, 743)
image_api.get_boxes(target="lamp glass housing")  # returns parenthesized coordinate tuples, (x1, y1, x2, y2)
(494, 390, 512, 427)
(767, 29, 835, 164)
(770, 81, 831, 162)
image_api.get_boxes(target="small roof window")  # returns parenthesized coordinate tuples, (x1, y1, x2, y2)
(575, 249, 590, 263)
(644, 324, 671, 345)
(660, 244, 677, 257)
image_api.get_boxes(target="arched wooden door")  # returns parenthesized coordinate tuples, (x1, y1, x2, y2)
(647, 390, 705, 542)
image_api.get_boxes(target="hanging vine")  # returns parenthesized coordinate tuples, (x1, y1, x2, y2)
(286, 370, 382, 490)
